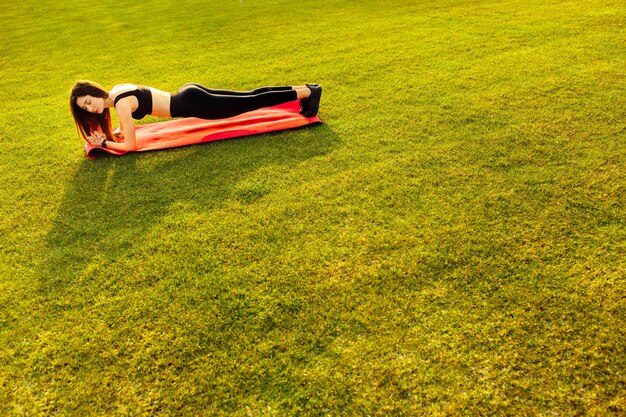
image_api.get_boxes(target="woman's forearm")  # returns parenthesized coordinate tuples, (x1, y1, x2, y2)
(104, 122, 137, 152)
(104, 140, 134, 152)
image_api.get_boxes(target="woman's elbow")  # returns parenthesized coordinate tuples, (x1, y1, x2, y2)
(124, 138, 138, 152)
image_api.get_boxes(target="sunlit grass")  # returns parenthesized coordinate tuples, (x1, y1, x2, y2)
(1, 0, 625, 415)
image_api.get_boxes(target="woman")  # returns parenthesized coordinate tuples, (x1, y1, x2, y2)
(70, 80, 322, 152)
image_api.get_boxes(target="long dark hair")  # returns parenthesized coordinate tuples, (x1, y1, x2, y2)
(70, 80, 115, 142)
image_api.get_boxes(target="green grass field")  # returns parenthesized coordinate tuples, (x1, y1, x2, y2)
(1, 0, 625, 415)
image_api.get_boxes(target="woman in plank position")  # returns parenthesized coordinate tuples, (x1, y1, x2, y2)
(70, 81, 322, 152)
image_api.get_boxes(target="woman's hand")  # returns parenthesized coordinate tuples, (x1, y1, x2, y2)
(86, 131, 107, 147)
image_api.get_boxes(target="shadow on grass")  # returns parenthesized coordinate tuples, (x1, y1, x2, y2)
(39, 123, 340, 295)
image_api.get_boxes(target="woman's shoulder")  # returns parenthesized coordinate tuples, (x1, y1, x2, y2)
(110, 84, 139, 99)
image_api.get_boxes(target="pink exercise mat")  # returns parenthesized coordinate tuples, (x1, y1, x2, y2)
(85, 100, 322, 158)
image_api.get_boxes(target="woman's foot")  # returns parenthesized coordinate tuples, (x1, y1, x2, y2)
(299, 84, 322, 117)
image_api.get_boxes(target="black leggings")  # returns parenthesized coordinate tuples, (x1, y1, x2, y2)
(170, 83, 298, 119)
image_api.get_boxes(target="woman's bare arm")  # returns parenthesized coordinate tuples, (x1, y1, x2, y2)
(104, 101, 137, 152)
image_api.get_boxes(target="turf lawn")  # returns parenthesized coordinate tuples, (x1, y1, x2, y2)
(0, 0, 625, 415)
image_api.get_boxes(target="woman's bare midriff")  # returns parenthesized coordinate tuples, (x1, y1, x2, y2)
(148, 87, 172, 117)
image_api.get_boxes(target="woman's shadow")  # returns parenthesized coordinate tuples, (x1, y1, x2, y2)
(39, 124, 340, 296)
